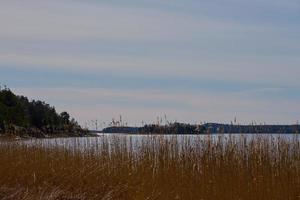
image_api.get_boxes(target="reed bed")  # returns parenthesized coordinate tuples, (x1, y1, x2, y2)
(0, 135, 299, 200)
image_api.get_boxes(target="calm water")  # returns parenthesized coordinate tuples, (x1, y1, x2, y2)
(16, 133, 300, 152)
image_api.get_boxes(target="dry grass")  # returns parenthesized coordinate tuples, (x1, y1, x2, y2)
(0, 135, 299, 200)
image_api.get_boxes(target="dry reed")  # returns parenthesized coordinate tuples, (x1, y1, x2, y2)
(0, 135, 299, 200)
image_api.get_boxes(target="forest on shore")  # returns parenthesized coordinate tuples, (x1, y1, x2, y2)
(0, 86, 87, 138)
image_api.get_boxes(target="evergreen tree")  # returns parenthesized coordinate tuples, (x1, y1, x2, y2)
(0, 86, 84, 136)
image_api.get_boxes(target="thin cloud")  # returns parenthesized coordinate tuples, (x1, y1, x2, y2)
(0, 0, 249, 42)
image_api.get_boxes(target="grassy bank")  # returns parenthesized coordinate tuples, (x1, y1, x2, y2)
(0, 135, 299, 200)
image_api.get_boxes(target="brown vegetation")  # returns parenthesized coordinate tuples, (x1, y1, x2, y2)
(0, 135, 299, 200)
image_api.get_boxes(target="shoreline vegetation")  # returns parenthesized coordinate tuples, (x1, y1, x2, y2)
(0, 135, 299, 199)
(1, 86, 300, 139)
(101, 123, 300, 135)
(0, 86, 89, 139)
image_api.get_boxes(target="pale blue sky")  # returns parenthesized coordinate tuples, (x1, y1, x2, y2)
(1, 0, 300, 127)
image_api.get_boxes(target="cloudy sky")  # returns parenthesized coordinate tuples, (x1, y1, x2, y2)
(1, 0, 300, 127)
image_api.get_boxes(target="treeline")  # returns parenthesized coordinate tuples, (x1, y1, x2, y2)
(204, 123, 300, 134)
(102, 123, 300, 134)
(0, 87, 86, 137)
(102, 123, 207, 134)
(139, 123, 206, 134)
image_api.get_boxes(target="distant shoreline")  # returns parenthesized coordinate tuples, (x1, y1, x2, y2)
(98, 123, 300, 135)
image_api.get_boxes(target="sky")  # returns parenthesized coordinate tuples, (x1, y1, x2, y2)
(0, 0, 300, 128)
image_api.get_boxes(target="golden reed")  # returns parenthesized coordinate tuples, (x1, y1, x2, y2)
(0, 135, 299, 200)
